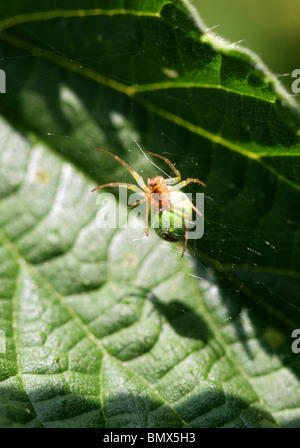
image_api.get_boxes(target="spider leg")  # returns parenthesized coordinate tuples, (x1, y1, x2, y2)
(96, 147, 148, 191)
(130, 200, 140, 208)
(170, 178, 206, 191)
(91, 182, 143, 194)
(182, 213, 190, 257)
(169, 207, 191, 257)
(182, 194, 203, 217)
(129, 198, 147, 208)
(146, 151, 181, 182)
(144, 201, 149, 237)
(165, 177, 181, 186)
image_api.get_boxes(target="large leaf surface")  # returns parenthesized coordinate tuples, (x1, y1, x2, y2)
(0, 0, 300, 428)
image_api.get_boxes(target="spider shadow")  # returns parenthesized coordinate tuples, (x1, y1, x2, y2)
(126, 288, 212, 344)
(150, 297, 212, 343)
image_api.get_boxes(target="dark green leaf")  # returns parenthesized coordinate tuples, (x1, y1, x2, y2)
(0, 0, 299, 428)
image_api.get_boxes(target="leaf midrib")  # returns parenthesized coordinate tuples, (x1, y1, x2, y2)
(0, 8, 161, 33)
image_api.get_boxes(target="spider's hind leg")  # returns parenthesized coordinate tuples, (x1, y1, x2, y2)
(170, 206, 191, 258)
(182, 212, 190, 257)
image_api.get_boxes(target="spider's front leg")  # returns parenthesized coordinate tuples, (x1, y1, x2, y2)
(91, 182, 142, 193)
(171, 178, 206, 191)
(146, 151, 181, 182)
(96, 147, 148, 190)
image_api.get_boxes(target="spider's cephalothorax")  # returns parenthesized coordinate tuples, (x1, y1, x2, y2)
(92, 147, 206, 257)
(147, 176, 171, 213)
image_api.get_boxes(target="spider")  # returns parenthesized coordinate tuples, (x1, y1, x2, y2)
(92, 147, 206, 257)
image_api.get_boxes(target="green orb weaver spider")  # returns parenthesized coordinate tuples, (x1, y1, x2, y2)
(92, 147, 206, 257)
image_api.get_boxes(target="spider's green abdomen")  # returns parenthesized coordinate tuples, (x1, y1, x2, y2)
(152, 191, 193, 242)
(153, 210, 179, 242)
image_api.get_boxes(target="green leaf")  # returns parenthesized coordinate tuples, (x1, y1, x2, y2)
(0, 0, 300, 428)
